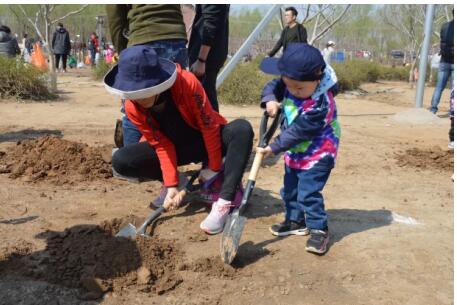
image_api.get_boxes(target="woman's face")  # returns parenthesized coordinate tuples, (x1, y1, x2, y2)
(134, 95, 158, 108)
(282, 76, 319, 99)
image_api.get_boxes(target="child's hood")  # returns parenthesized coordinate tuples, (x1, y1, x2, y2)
(311, 65, 338, 100)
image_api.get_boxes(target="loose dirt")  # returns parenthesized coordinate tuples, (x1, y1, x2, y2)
(0, 136, 112, 184)
(395, 146, 453, 172)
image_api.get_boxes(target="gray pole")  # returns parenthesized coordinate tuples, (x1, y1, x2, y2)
(216, 4, 281, 89)
(415, 4, 435, 108)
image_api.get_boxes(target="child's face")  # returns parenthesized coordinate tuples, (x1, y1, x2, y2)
(134, 95, 158, 108)
(282, 76, 319, 99)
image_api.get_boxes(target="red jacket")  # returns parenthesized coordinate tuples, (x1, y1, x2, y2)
(125, 65, 227, 187)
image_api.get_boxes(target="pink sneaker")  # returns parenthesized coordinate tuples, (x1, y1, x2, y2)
(199, 173, 244, 209)
(200, 198, 233, 235)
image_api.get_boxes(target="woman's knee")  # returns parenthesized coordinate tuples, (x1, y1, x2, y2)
(230, 119, 254, 141)
(111, 148, 130, 175)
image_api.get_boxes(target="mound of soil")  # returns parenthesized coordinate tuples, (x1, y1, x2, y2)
(395, 146, 453, 172)
(0, 136, 112, 184)
(0, 218, 183, 299)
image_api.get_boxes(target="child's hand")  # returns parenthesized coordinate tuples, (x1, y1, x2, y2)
(266, 101, 281, 118)
(163, 187, 184, 210)
(256, 146, 273, 157)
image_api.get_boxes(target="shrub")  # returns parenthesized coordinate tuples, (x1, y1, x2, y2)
(0, 56, 54, 101)
(219, 56, 274, 105)
(92, 60, 113, 81)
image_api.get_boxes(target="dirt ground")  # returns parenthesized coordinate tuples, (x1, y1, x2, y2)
(0, 69, 453, 305)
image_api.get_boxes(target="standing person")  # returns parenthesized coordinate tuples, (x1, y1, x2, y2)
(51, 23, 71, 72)
(0, 25, 21, 58)
(104, 45, 254, 234)
(88, 32, 99, 66)
(258, 43, 340, 254)
(322, 41, 336, 64)
(106, 4, 189, 147)
(188, 4, 230, 113)
(429, 12, 454, 114)
(267, 6, 308, 58)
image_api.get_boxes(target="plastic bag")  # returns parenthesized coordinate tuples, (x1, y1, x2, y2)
(30, 43, 48, 71)
(85, 54, 91, 65)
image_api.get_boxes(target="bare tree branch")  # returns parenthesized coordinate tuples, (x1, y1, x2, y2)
(51, 4, 89, 25)
(18, 4, 45, 42)
(310, 4, 351, 44)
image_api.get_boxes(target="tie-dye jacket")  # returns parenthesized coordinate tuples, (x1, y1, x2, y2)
(260, 66, 341, 170)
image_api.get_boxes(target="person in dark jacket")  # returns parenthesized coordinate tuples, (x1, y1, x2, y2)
(188, 4, 230, 113)
(268, 6, 307, 57)
(52, 23, 71, 72)
(0, 25, 21, 58)
(430, 12, 454, 114)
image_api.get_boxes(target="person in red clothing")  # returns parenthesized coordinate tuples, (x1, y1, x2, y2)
(104, 45, 254, 234)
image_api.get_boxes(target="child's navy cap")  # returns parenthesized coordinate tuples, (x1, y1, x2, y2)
(260, 43, 326, 81)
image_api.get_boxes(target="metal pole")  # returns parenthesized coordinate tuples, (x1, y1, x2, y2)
(415, 4, 435, 108)
(216, 4, 281, 89)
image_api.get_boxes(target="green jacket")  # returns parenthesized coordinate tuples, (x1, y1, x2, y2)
(106, 4, 187, 53)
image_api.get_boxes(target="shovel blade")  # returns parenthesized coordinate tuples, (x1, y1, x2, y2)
(115, 223, 137, 238)
(220, 210, 247, 265)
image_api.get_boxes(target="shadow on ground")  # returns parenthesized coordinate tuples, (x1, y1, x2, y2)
(0, 129, 62, 143)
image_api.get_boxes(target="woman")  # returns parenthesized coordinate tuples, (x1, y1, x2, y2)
(104, 45, 253, 234)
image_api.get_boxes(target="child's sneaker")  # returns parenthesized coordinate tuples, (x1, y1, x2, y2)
(269, 220, 309, 236)
(150, 173, 189, 209)
(200, 198, 232, 235)
(448, 141, 454, 149)
(306, 229, 330, 255)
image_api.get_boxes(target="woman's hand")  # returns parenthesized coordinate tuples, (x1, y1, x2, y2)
(266, 101, 281, 118)
(163, 187, 185, 210)
(256, 146, 273, 158)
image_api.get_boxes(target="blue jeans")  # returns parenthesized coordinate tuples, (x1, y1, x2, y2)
(122, 39, 188, 146)
(280, 158, 333, 230)
(430, 62, 454, 113)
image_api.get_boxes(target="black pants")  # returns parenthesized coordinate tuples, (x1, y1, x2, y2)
(112, 119, 254, 201)
(201, 66, 221, 112)
(55, 54, 67, 70)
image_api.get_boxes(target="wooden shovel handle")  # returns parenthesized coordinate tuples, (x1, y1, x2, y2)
(248, 152, 264, 181)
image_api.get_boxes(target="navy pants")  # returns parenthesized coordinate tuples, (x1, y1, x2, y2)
(280, 158, 333, 230)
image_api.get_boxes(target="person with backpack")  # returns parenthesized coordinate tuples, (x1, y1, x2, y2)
(0, 25, 21, 58)
(51, 23, 71, 72)
(267, 6, 308, 57)
(429, 12, 454, 114)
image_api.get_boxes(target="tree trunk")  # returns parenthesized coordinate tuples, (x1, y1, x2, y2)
(44, 5, 57, 93)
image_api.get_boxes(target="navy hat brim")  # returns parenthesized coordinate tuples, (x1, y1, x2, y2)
(104, 57, 177, 100)
(260, 57, 281, 76)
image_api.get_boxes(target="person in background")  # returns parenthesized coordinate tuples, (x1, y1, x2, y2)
(51, 23, 71, 72)
(88, 32, 99, 66)
(322, 41, 336, 64)
(0, 25, 21, 58)
(429, 11, 454, 114)
(267, 6, 307, 58)
(188, 4, 230, 113)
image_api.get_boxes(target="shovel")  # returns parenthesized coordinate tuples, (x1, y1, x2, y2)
(220, 109, 283, 264)
(116, 171, 200, 238)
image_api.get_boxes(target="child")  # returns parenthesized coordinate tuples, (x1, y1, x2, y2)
(258, 43, 340, 254)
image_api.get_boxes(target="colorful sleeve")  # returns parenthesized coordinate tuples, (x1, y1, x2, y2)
(124, 100, 179, 187)
(260, 78, 286, 108)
